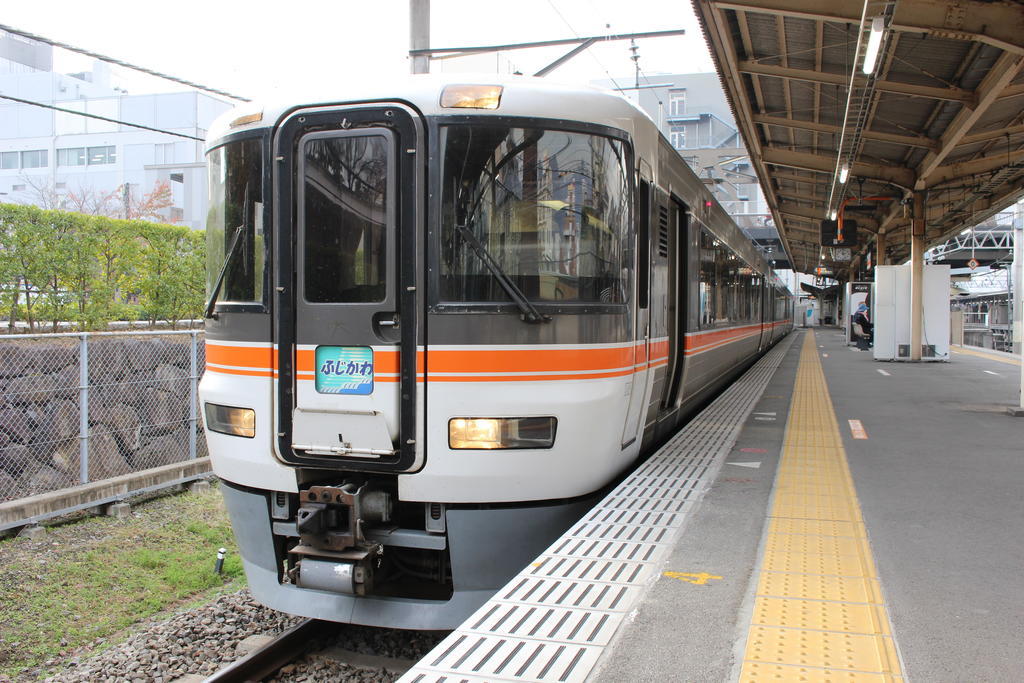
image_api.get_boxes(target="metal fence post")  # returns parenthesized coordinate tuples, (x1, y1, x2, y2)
(189, 330, 198, 460)
(79, 333, 89, 484)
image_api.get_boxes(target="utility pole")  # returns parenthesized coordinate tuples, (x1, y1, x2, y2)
(1014, 208, 1022, 355)
(410, 0, 430, 74)
(1011, 208, 1024, 416)
(629, 41, 640, 89)
(910, 192, 925, 361)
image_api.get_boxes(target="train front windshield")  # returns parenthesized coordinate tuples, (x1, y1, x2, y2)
(207, 137, 265, 307)
(439, 126, 630, 305)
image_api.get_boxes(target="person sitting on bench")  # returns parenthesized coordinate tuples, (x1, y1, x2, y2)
(852, 303, 873, 347)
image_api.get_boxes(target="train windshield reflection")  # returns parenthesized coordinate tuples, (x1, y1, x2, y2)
(206, 137, 265, 306)
(439, 125, 630, 305)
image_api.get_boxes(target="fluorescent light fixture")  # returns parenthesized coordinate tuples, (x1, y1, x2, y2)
(960, 228, 971, 235)
(862, 17, 885, 75)
(829, 210, 838, 221)
(839, 164, 849, 184)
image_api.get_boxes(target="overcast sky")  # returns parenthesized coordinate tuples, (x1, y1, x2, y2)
(5, 0, 715, 102)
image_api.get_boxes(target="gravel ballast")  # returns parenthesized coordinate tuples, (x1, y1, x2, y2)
(49, 590, 300, 682)
(48, 588, 446, 682)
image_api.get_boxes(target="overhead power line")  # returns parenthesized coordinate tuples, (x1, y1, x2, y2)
(0, 94, 205, 141)
(543, 0, 623, 91)
(412, 28, 685, 58)
(0, 23, 251, 102)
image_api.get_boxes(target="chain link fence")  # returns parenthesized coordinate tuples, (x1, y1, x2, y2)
(0, 330, 206, 504)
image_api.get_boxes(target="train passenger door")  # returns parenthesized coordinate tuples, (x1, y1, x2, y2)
(660, 197, 687, 411)
(273, 104, 421, 473)
(621, 177, 651, 448)
(759, 281, 770, 351)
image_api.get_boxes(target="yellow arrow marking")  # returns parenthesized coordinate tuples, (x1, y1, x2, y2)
(663, 571, 722, 585)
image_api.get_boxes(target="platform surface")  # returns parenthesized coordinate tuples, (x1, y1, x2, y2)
(597, 330, 1023, 682)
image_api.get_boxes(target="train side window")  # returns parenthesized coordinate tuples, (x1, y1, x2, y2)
(637, 179, 650, 309)
(698, 229, 717, 328)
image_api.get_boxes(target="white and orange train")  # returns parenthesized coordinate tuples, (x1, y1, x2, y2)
(199, 75, 793, 629)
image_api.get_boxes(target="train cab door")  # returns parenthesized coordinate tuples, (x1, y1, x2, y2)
(273, 104, 422, 473)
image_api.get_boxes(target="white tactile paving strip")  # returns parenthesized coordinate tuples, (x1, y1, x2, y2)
(400, 335, 796, 683)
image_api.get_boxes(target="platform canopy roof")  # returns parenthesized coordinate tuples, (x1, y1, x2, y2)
(692, 0, 1024, 276)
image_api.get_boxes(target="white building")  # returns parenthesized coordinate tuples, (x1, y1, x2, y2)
(0, 29, 233, 230)
(593, 72, 786, 268)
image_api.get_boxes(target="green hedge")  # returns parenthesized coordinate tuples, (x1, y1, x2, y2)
(0, 204, 205, 331)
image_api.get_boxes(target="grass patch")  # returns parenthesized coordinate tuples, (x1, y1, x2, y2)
(0, 484, 246, 679)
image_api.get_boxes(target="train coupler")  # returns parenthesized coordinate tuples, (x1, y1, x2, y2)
(295, 482, 392, 552)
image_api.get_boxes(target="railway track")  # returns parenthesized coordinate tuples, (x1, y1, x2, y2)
(203, 619, 328, 682)
(203, 618, 422, 682)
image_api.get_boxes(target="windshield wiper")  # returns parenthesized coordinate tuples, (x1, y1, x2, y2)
(204, 223, 245, 320)
(456, 223, 550, 324)
(205, 183, 252, 320)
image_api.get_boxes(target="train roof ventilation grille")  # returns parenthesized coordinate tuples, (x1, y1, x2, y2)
(657, 206, 670, 259)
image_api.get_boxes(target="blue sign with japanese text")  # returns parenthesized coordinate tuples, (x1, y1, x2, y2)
(315, 346, 373, 395)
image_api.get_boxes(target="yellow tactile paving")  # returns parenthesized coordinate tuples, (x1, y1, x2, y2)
(765, 533, 867, 557)
(742, 661, 903, 682)
(771, 505, 863, 523)
(756, 572, 885, 605)
(767, 519, 866, 538)
(760, 550, 875, 577)
(739, 331, 903, 681)
(745, 626, 896, 671)
(752, 597, 892, 635)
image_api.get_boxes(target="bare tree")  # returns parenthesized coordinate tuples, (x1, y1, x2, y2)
(18, 175, 71, 211)
(15, 178, 178, 222)
(65, 185, 122, 216)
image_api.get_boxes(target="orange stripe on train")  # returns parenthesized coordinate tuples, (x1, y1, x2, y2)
(205, 344, 276, 370)
(206, 327, 780, 378)
(425, 346, 634, 373)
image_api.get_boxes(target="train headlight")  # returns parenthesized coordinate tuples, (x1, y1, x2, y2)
(204, 403, 256, 438)
(448, 417, 556, 450)
(440, 84, 503, 109)
(229, 111, 263, 128)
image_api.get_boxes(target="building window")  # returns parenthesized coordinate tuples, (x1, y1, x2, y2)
(170, 207, 184, 221)
(57, 147, 87, 166)
(668, 88, 686, 117)
(12, 184, 26, 192)
(87, 146, 117, 165)
(155, 142, 175, 165)
(670, 124, 687, 150)
(20, 150, 48, 168)
(0, 152, 17, 169)
(56, 182, 67, 189)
